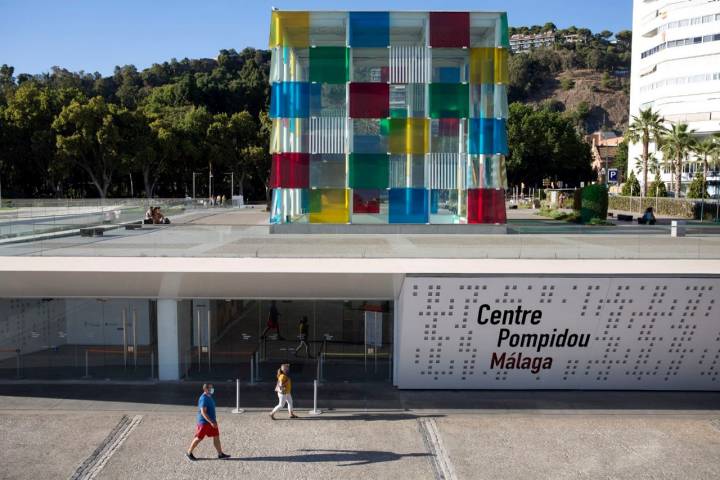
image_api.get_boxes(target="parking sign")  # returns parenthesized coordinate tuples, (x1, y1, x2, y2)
(608, 169, 619, 184)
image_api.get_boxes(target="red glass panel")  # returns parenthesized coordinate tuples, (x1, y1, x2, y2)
(467, 188, 506, 224)
(349, 83, 390, 119)
(353, 190, 382, 214)
(438, 118, 460, 136)
(429, 12, 470, 48)
(270, 153, 310, 188)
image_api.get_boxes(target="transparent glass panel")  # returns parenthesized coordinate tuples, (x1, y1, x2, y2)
(431, 48, 469, 83)
(310, 83, 346, 117)
(350, 118, 389, 154)
(389, 154, 425, 188)
(270, 47, 310, 83)
(389, 46, 429, 84)
(309, 47, 349, 84)
(349, 153, 389, 189)
(388, 118, 429, 154)
(430, 119, 467, 153)
(470, 84, 508, 119)
(309, 12, 348, 47)
(429, 83, 469, 118)
(271, 188, 309, 224)
(351, 48, 389, 83)
(270, 118, 309, 154)
(390, 12, 428, 45)
(389, 84, 427, 118)
(309, 188, 350, 223)
(309, 117, 346, 154)
(430, 189, 463, 224)
(469, 13, 499, 48)
(467, 154, 507, 189)
(310, 154, 346, 188)
(351, 189, 389, 224)
(426, 153, 466, 189)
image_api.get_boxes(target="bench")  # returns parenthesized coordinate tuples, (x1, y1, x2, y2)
(617, 214, 633, 222)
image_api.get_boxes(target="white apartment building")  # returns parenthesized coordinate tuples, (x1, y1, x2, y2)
(629, 0, 720, 196)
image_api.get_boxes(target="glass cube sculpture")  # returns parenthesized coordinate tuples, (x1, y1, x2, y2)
(269, 10, 509, 226)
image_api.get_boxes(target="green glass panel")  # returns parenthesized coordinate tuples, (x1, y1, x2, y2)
(349, 153, 389, 189)
(499, 14, 509, 48)
(429, 83, 469, 118)
(309, 47, 349, 84)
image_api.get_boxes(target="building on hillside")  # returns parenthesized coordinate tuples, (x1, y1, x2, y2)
(587, 131, 624, 183)
(628, 0, 720, 196)
(269, 11, 510, 226)
(509, 31, 556, 53)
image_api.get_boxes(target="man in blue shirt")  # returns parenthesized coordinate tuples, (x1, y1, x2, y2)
(186, 383, 230, 461)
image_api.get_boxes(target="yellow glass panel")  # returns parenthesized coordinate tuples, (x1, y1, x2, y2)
(309, 188, 350, 223)
(469, 48, 494, 84)
(389, 118, 429, 154)
(270, 11, 310, 48)
(494, 48, 508, 84)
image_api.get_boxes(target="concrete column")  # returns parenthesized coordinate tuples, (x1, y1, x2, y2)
(157, 299, 180, 381)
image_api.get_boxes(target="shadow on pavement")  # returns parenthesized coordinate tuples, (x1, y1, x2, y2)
(232, 449, 433, 466)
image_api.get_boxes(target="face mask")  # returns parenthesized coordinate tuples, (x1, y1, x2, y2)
(209, 388, 215, 395)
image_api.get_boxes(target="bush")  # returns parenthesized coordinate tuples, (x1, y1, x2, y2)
(647, 173, 667, 198)
(560, 77, 575, 90)
(608, 196, 694, 218)
(620, 170, 640, 196)
(687, 171, 709, 199)
(578, 184, 609, 223)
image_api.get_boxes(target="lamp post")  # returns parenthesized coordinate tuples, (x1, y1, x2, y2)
(192, 172, 198, 200)
(209, 170, 213, 203)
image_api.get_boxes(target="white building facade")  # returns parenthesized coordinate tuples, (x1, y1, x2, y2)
(629, 0, 720, 195)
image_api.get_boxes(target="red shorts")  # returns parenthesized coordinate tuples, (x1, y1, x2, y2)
(195, 422, 219, 439)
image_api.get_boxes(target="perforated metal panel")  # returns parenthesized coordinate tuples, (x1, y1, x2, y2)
(397, 277, 720, 390)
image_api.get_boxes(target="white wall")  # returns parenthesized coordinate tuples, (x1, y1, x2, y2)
(397, 276, 720, 390)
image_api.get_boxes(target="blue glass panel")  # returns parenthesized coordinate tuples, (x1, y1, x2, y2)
(436, 67, 461, 83)
(389, 188, 429, 224)
(349, 12, 390, 47)
(468, 118, 507, 155)
(270, 82, 310, 118)
(493, 119, 508, 155)
(430, 190, 440, 214)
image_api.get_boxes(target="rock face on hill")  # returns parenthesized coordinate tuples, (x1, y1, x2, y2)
(527, 69, 630, 133)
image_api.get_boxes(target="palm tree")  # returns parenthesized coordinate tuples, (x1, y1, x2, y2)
(659, 122, 697, 198)
(626, 107, 666, 196)
(693, 135, 720, 201)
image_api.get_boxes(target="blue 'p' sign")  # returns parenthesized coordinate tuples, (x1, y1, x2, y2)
(608, 169, 619, 184)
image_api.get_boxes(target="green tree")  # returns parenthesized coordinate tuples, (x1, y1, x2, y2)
(647, 172, 667, 198)
(687, 171, 709, 199)
(53, 96, 124, 198)
(615, 139, 628, 180)
(506, 102, 593, 187)
(621, 170, 640, 196)
(692, 134, 720, 203)
(660, 122, 697, 198)
(626, 107, 666, 196)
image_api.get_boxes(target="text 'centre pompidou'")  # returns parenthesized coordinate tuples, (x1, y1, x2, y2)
(269, 11, 509, 225)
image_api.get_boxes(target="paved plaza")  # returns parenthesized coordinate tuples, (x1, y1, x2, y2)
(0, 385, 719, 480)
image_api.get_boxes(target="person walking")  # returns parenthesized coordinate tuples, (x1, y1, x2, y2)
(270, 363, 297, 420)
(294, 316, 312, 358)
(186, 383, 231, 461)
(261, 300, 284, 340)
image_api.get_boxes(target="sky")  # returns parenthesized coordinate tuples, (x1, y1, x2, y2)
(0, 0, 633, 76)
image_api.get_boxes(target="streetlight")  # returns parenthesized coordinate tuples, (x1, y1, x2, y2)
(209, 170, 213, 203)
(192, 172, 199, 200)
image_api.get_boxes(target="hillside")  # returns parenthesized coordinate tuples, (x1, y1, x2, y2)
(527, 69, 630, 133)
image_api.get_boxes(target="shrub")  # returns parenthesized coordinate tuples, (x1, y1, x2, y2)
(687, 171, 709, 199)
(578, 184, 609, 223)
(560, 77, 575, 90)
(647, 173, 667, 198)
(608, 196, 694, 218)
(620, 170, 641, 196)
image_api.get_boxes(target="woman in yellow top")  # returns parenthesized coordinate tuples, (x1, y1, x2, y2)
(270, 363, 298, 420)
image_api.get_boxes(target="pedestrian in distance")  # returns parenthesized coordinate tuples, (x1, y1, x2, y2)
(186, 383, 231, 461)
(261, 300, 284, 340)
(270, 363, 297, 420)
(294, 315, 312, 358)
